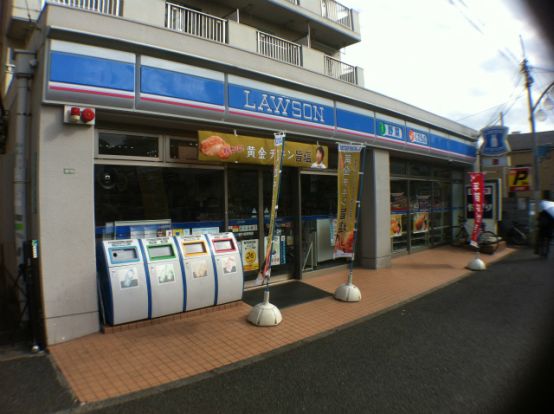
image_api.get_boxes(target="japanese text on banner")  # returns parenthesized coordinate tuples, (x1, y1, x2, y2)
(469, 172, 484, 248)
(334, 144, 363, 259)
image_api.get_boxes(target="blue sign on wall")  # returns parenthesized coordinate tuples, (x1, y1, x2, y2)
(50, 51, 135, 92)
(141, 66, 225, 106)
(376, 119, 405, 141)
(407, 128, 429, 146)
(228, 84, 335, 129)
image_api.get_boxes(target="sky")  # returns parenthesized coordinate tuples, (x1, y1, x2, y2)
(341, 0, 554, 134)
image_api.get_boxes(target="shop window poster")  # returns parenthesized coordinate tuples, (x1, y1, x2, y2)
(263, 235, 282, 266)
(240, 239, 259, 272)
(412, 212, 429, 233)
(390, 214, 403, 237)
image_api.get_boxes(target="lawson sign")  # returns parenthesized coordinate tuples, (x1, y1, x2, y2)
(481, 126, 510, 157)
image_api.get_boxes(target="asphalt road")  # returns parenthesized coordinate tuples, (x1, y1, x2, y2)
(2, 247, 553, 414)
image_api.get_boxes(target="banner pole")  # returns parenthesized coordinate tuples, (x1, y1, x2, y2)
(347, 146, 366, 285)
(248, 131, 286, 326)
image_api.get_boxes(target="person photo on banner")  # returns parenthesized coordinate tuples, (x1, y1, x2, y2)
(310, 146, 327, 169)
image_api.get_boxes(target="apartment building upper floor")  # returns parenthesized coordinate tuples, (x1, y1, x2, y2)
(2, 0, 363, 89)
(0, 0, 478, 140)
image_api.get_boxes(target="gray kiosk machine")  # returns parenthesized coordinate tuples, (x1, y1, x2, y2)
(140, 237, 185, 318)
(206, 233, 244, 304)
(98, 239, 149, 325)
(176, 235, 216, 311)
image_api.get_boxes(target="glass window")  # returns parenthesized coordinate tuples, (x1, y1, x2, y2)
(98, 132, 159, 158)
(408, 163, 431, 177)
(169, 138, 198, 162)
(94, 165, 224, 238)
(390, 158, 407, 176)
(433, 166, 451, 179)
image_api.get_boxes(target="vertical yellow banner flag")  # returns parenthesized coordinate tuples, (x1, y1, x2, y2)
(334, 144, 363, 259)
(256, 132, 286, 285)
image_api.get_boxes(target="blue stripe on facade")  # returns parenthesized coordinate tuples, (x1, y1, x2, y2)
(50, 51, 135, 91)
(336, 108, 375, 134)
(141, 66, 225, 105)
(228, 84, 335, 127)
(430, 133, 448, 151)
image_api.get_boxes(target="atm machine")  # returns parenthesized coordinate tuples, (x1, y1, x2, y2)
(175, 235, 216, 311)
(206, 233, 244, 305)
(140, 237, 185, 318)
(97, 239, 149, 325)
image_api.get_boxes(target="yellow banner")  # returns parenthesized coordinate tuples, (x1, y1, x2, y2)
(198, 131, 327, 168)
(334, 144, 363, 259)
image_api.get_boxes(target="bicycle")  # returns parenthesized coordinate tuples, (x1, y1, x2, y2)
(451, 216, 500, 253)
(505, 221, 529, 246)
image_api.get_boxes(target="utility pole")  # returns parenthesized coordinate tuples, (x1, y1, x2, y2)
(519, 41, 541, 246)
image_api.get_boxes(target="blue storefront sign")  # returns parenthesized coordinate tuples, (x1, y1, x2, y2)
(481, 126, 510, 156)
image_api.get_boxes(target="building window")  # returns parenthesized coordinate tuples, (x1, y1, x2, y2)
(95, 165, 224, 239)
(98, 132, 160, 159)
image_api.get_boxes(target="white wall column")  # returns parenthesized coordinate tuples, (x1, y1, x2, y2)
(358, 148, 391, 269)
(37, 106, 99, 344)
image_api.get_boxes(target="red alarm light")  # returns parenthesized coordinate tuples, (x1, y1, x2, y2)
(69, 107, 81, 122)
(80, 108, 95, 124)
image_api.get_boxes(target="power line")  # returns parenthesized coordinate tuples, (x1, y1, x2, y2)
(448, 0, 520, 68)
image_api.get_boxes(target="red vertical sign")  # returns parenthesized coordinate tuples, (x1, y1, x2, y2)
(469, 172, 484, 248)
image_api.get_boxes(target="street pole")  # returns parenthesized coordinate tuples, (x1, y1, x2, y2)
(520, 57, 554, 247)
(520, 58, 540, 210)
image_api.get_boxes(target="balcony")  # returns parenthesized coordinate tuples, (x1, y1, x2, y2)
(257, 31, 302, 66)
(165, 3, 227, 44)
(324, 55, 357, 84)
(321, 0, 352, 29)
(42, 0, 122, 16)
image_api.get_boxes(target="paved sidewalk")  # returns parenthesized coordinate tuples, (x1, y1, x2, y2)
(49, 246, 515, 405)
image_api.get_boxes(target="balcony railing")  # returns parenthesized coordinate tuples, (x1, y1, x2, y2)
(324, 55, 357, 84)
(166, 3, 227, 43)
(321, 0, 352, 29)
(42, 0, 122, 16)
(257, 31, 302, 66)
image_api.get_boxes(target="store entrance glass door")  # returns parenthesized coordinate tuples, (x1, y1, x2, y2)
(391, 179, 450, 253)
(228, 167, 298, 282)
(263, 168, 297, 278)
(410, 181, 432, 250)
(300, 171, 345, 271)
(228, 168, 261, 281)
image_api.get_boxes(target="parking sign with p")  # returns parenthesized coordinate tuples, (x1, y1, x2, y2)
(508, 167, 530, 192)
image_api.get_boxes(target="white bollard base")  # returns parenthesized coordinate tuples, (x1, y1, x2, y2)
(247, 290, 283, 326)
(467, 257, 487, 271)
(334, 283, 362, 302)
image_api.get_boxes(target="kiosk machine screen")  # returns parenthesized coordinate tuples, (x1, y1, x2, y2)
(148, 245, 174, 259)
(184, 242, 206, 255)
(213, 240, 234, 252)
(111, 247, 138, 263)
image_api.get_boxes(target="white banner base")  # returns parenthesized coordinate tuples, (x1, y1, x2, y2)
(467, 252, 487, 271)
(334, 282, 361, 302)
(247, 290, 283, 326)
